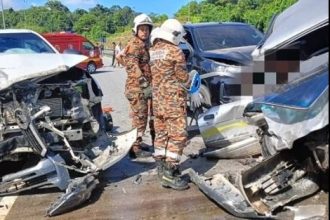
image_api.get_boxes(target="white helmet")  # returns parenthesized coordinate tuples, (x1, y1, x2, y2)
(150, 27, 160, 45)
(133, 13, 153, 34)
(152, 19, 186, 45)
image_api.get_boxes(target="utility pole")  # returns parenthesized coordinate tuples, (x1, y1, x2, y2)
(1, 0, 5, 29)
(188, 0, 190, 23)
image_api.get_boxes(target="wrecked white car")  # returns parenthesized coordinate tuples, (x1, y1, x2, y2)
(0, 30, 136, 216)
(197, 0, 329, 158)
(190, 0, 328, 218)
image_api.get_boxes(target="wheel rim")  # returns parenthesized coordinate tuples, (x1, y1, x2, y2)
(87, 63, 96, 73)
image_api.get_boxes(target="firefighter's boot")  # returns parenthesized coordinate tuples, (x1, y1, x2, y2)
(155, 159, 165, 180)
(160, 162, 189, 190)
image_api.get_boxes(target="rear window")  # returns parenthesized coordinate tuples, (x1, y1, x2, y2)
(194, 24, 263, 51)
(82, 41, 94, 51)
(0, 33, 56, 54)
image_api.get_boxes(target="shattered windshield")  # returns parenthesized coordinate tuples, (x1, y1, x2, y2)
(194, 25, 263, 51)
(0, 33, 56, 54)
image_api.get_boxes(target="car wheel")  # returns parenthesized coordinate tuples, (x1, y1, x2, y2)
(87, 62, 97, 74)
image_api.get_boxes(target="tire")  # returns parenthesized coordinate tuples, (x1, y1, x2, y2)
(87, 62, 97, 74)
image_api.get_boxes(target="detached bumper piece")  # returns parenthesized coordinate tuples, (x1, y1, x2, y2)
(239, 151, 320, 216)
(46, 129, 137, 216)
(189, 149, 321, 218)
(47, 174, 99, 216)
(188, 169, 262, 218)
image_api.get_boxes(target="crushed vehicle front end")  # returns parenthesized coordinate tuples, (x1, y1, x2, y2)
(240, 64, 328, 216)
(181, 23, 265, 157)
(190, 63, 329, 219)
(0, 53, 136, 216)
(190, 0, 329, 218)
(182, 22, 264, 108)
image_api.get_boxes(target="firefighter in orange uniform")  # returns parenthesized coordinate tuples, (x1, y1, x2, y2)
(149, 19, 193, 190)
(117, 14, 155, 158)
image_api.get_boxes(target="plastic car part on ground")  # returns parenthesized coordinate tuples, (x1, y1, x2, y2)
(239, 150, 321, 216)
(188, 169, 263, 218)
(47, 174, 99, 216)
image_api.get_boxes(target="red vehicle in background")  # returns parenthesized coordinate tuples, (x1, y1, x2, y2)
(42, 32, 103, 73)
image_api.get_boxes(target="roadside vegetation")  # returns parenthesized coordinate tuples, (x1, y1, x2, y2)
(2, 0, 297, 47)
(176, 0, 298, 32)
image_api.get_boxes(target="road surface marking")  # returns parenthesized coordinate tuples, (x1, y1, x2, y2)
(0, 196, 17, 220)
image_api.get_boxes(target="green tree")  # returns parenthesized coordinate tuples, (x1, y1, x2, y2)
(3, 8, 22, 28)
(45, 0, 70, 12)
(176, 0, 297, 31)
(2, 0, 298, 44)
(149, 13, 168, 25)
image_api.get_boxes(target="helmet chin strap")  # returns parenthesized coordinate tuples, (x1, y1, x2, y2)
(136, 35, 149, 42)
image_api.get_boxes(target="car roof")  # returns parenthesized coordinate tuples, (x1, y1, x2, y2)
(0, 29, 39, 34)
(183, 22, 251, 29)
(253, 0, 328, 56)
(0, 28, 60, 53)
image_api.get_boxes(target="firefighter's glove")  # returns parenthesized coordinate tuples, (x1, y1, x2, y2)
(138, 76, 149, 88)
(187, 70, 202, 109)
(142, 85, 152, 99)
(190, 92, 202, 109)
(139, 76, 151, 99)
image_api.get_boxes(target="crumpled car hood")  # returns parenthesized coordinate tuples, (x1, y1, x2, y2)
(0, 53, 87, 90)
(203, 45, 256, 65)
(252, 0, 328, 57)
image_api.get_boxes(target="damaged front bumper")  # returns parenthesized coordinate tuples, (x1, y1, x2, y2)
(189, 149, 321, 219)
(46, 129, 137, 216)
(188, 169, 263, 218)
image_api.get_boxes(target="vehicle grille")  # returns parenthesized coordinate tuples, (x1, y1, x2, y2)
(37, 98, 63, 117)
(22, 123, 47, 156)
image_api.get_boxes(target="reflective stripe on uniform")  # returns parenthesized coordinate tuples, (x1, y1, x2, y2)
(153, 147, 181, 162)
(153, 147, 166, 157)
(137, 131, 144, 137)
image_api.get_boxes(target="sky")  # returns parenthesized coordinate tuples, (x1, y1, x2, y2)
(1, 0, 196, 17)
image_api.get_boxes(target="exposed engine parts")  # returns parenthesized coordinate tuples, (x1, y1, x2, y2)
(0, 78, 99, 157)
(0, 65, 136, 216)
